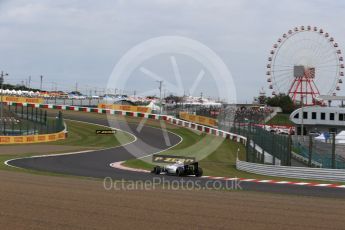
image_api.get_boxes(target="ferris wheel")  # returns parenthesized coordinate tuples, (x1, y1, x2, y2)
(266, 25, 344, 105)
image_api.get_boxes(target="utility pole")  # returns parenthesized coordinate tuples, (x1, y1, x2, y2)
(28, 76, 31, 89)
(75, 82, 78, 92)
(0, 71, 9, 129)
(157, 80, 163, 114)
(40, 75, 43, 91)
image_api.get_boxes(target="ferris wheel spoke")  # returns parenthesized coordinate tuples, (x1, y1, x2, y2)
(271, 68, 294, 73)
(317, 55, 338, 65)
(314, 40, 336, 64)
(273, 73, 292, 80)
(317, 64, 340, 69)
(271, 64, 294, 68)
(273, 71, 292, 78)
(312, 36, 326, 60)
(275, 77, 291, 92)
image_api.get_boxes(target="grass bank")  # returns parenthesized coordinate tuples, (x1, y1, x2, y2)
(267, 113, 293, 126)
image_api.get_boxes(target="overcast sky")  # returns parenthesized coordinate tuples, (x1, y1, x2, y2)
(0, 0, 345, 102)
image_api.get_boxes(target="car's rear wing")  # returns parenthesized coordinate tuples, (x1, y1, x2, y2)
(152, 154, 196, 164)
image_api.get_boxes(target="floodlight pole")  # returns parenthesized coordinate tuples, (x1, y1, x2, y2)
(157, 80, 163, 114)
(0, 71, 9, 131)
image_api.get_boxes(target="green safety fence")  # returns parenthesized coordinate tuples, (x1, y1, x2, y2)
(0, 103, 64, 136)
(292, 140, 345, 169)
(230, 124, 292, 166)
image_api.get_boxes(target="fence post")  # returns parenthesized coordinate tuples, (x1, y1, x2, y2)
(44, 110, 47, 125)
(11, 121, 14, 134)
(332, 133, 336, 169)
(308, 134, 313, 167)
(3, 121, 6, 135)
(272, 134, 275, 165)
(287, 134, 292, 166)
(245, 133, 250, 162)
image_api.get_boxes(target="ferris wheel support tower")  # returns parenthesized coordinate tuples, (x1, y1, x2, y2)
(288, 66, 320, 105)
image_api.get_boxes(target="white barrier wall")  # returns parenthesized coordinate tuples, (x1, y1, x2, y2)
(236, 159, 345, 182)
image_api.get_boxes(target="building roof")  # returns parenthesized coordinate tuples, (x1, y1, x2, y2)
(316, 95, 345, 101)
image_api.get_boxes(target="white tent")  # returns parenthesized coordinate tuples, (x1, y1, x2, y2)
(315, 133, 326, 142)
(336, 131, 345, 144)
(146, 101, 161, 111)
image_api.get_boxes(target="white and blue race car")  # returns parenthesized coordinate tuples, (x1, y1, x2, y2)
(152, 161, 203, 177)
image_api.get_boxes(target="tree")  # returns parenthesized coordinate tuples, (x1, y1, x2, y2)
(266, 94, 296, 113)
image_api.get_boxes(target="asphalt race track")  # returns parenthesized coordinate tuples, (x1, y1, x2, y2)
(8, 111, 345, 198)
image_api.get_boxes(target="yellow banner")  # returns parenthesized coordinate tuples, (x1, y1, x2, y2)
(0, 131, 66, 145)
(98, 104, 152, 113)
(179, 112, 218, 127)
(2, 96, 44, 104)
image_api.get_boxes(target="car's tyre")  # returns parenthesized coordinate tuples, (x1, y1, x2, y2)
(176, 167, 184, 177)
(154, 166, 161, 175)
(195, 167, 203, 177)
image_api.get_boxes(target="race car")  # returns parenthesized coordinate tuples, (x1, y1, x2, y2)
(152, 161, 203, 177)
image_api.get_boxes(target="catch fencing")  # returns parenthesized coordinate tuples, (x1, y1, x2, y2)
(292, 136, 345, 169)
(0, 103, 64, 135)
(230, 125, 292, 166)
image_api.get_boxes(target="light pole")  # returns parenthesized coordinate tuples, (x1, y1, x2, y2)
(157, 80, 163, 114)
(0, 71, 9, 131)
(40, 75, 43, 91)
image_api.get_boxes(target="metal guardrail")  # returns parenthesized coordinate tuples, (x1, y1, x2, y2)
(236, 159, 345, 182)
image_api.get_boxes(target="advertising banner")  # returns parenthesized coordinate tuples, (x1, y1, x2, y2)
(0, 131, 66, 145)
(2, 96, 44, 104)
(179, 112, 217, 127)
(98, 104, 151, 113)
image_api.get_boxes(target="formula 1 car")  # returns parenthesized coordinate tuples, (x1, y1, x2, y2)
(152, 161, 203, 177)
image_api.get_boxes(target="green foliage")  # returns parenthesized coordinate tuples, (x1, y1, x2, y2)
(266, 94, 296, 113)
(2, 83, 40, 92)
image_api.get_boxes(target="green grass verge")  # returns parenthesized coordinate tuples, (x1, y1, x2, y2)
(124, 126, 345, 185)
(266, 113, 293, 125)
(50, 120, 135, 148)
